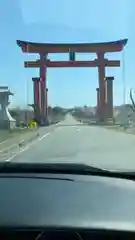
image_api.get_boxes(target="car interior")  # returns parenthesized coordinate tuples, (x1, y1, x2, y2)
(1, 229, 135, 240)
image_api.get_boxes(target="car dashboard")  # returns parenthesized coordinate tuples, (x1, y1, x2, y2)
(1, 229, 135, 240)
(1, 169, 135, 239)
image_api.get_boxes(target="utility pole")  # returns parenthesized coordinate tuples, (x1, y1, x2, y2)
(26, 78, 29, 127)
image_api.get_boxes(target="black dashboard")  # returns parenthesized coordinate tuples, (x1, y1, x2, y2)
(0, 172, 135, 238)
(1, 229, 135, 239)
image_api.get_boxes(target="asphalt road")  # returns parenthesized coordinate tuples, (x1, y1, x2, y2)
(4, 115, 135, 171)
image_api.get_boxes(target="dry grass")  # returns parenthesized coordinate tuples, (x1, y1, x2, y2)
(0, 128, 37, 142)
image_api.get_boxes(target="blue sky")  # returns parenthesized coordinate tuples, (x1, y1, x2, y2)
(0, 0, 134, 108)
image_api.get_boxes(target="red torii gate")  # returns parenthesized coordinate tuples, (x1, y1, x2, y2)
(17, 39, 128, 124)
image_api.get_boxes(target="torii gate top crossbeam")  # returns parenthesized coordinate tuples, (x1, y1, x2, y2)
(17, 39, 128, 54)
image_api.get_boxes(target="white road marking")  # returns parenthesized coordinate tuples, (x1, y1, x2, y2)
(4, 132, 51, 162)
(57, 125, 79, 129)
(39, 132, 51, 141)
(20, 146, 29, 153)
(0, 139, 8, 145)
(5, 153, 17, 162)
(5, 159, 11, 162)
(3, 122, 75, 162)
(0, 144, 17, 153)
(6, 155, 17, 162)
(56, 122, 61, 126)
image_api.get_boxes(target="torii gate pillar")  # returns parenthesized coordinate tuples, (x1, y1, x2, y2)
(39, 54, 48, 123)
(105, 76, 114, 119)
(97, 52, 106, 122)
(46, 88, 48, 118)
(32, 77, 41, 123)
(96, 87, 100, 118)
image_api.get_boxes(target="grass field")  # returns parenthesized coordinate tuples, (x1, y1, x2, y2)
(0, 114, 66, 143)
(0, 128, 37, 143)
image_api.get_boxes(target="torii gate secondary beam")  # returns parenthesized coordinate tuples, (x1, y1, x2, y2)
(24, 60, 120, 68)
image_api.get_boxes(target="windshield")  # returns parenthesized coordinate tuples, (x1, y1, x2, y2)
(0, 0, 134, 172)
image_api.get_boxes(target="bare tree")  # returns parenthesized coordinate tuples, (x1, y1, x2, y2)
(130, 89, 135, 112)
